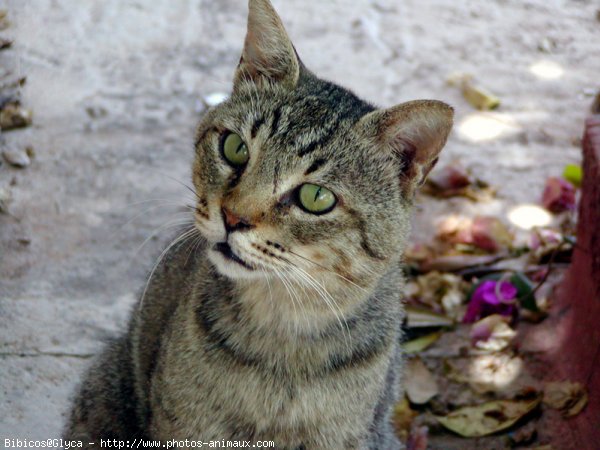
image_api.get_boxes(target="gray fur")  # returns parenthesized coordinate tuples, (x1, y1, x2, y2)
(64, 0, 453, 448)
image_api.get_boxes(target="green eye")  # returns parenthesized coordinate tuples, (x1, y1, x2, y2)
(222, 132, 249, 166)
(298, 183, 336, 214)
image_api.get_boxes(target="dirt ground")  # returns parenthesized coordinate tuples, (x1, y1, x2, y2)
(1, 0, 598, 444)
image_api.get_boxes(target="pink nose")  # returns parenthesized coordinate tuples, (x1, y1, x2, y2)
(222, 207, 242, 228)
(221, 207, 253, 232)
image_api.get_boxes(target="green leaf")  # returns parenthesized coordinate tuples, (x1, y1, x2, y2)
(562, 164, 582, 188)
(404, 332, 442, 354)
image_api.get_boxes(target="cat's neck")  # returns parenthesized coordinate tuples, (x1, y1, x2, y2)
(232, 275, 369, 337)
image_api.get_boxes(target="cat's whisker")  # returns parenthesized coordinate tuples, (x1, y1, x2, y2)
(287, 250, 371, 294)
(285, 264, 352, 351)
(133, 217, 195, 257)
(144, 168, 202, 201)
(280, 266, 312, 332)
(110, 203, 195, 241)
(138, 227, 198, 311)
(262, 268, 275, 311)
(184, 231, 205, 266)
(273, 268, 300, 339)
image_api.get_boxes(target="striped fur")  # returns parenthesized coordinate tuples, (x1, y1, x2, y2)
(64, 1, 452, 449)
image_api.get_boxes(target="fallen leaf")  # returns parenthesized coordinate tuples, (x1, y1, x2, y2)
(421, 253, 505, 273)
(404, 332, 442, 354)
(468, 354, 524, 394)
(542, 177, 576, 213)
(434, 397, 540, 437)
(406, 306, 454, 328)
(507, 420, 537, 446)
(405, 357, 439, 405)
(470, 314, 516, 352)
(470, 216, 513, 252)
(406, 424, 428, 450)
(411, 271, 467, 319)
(543, 381, 588, 417)
(392, 396, 418, 440)
(428, 162, 472, 190)
(436, 215, 513, 252)
(0, 101, 32, 130)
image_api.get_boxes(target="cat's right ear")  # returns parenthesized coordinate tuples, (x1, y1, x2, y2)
(356, 100, 454, 194)
(233, 0, 300, 90)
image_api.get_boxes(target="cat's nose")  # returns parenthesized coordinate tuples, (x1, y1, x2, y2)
(222, 206, 254, 233)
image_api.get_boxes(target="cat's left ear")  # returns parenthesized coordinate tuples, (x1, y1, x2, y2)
(234, 0, 300, 90)
(356, 100, 453, 192)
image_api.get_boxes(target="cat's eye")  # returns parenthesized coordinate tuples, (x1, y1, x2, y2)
(222, 132, 249, 166)
(298, 183, 336, 214)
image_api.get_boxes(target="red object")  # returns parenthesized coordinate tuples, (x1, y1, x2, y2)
(526, 115, 600, 448)
(541, 176, 577, 213)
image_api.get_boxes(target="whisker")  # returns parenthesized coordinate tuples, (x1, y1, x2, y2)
(144, 168, 202, 201)
(138, 227, 198, 311)
(285, 264, 352, 351)
(133, 217, 195, 257)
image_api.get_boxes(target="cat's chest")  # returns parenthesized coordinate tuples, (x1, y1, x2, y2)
(147, 302, 383, 448)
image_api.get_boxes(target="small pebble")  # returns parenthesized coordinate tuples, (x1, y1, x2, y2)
(2, 146, 31, 168)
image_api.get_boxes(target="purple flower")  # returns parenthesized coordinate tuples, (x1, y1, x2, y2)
(463, 280, 518, 323)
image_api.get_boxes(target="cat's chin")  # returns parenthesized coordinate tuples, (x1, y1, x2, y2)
(207, 243, 267, 280)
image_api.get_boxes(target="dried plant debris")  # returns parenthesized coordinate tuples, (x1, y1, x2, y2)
(0, 9, 9, 31)
(405, 358, 439, 405)
(436, 215, 514, 253)
(447, 73, 501, 110)
(0, 186, 13, 213)
(0, 37, 12, 50)
(0, 101, 33, 131)
(404, 332, 442, 354)
(542, 381, 588, 417)
(424, 162, 495, 200)
(469, 315, 516, 353)
(405, 306, 454, 328)
(406, 424, 428, 450)
(393, 397, 419, 441)
(2, 145, 32, 168)
(434, 397, 540, 438)
(407, 271, 468, 319)
(541, 177, 576, 213)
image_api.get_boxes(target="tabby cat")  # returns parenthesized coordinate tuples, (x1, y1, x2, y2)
(64, 0, 453, 448)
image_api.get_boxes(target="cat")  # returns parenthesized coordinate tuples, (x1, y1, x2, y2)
(64, 0, 453, 448)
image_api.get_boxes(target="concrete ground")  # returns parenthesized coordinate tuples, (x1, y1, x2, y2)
(1, 0, 598, 444)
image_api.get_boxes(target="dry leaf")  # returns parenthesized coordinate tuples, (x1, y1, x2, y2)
(470, 314, 516, 353)
(543, 381, 588, 417)
(468, 354, 524, 394)
(392, 396, 418, 440)
(435, 397, 540, 437)
(404, 332, 442, 354)
(405, 357, 439, 405)
(411, 272, 467, 319)
(405, 306, 454, 328)
(406, 424, 428, 450)
(421, 253, 504, 272)
(542, 177, 576, 213)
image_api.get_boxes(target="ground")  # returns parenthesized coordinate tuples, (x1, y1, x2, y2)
(0, 0, 598, 444)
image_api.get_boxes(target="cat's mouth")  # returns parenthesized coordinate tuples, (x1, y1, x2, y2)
(214, 242, 254, 271)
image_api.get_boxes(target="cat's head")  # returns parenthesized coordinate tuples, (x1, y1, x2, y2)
(193, 0, 452, 294)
